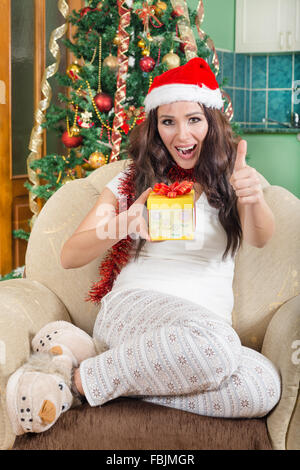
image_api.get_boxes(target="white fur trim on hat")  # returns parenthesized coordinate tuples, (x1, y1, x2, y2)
(144, 83, 224, 113)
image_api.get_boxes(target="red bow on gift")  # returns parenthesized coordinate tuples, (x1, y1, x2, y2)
(153, 180, 194, 198)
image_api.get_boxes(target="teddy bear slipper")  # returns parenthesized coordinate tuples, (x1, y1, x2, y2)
(31, 320, 97, 367)
(6, 352, 74, 435)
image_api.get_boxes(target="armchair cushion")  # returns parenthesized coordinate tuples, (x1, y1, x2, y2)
(262, 294, 300, 450)
(0, 279, 71, 450)
(232, 185, 300, 351)
(13, 399, 272, 450)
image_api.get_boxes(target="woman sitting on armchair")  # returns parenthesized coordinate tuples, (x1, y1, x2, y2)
(6, 58, 281, 435)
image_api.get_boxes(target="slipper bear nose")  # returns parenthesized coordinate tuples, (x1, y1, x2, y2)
(50, 345, 63, 355)
(38, 399, 56, 424)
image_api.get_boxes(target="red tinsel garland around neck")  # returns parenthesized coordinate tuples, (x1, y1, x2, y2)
(167, 163, 196, 183)
(86, 162, 196, 304)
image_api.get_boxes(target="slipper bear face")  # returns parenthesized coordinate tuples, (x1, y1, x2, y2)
(6, 358, 73, 435)
(31, 320, 97, 365)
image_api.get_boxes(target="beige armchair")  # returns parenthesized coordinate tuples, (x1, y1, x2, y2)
(0, 160, 299, 450)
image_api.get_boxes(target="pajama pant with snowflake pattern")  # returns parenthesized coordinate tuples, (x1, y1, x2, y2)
(80, 288, 281, 418)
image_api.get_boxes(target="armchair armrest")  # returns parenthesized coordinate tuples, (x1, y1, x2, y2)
(0, 278, 71, 450)
(261, 295, 300, 450)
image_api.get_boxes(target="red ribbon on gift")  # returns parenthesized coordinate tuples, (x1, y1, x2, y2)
(153, 180, 194, 198)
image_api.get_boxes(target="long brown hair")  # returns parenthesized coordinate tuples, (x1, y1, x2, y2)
(128, 105, 243, 261)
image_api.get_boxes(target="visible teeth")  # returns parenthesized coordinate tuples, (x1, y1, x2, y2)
(177, 145, 195, 151)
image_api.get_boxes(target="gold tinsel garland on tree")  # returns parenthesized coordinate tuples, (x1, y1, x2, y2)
(27, 0, 69, 227)
(110, 0, 132, 162)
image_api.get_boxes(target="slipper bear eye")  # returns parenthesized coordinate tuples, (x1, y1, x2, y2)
(61, 402, 70, 412)
(58, 383, 64, 391)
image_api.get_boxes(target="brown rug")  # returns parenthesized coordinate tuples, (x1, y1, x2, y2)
(13, 398, 272, 450)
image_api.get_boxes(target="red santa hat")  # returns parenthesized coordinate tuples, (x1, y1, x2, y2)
(144, 57, 223, 113)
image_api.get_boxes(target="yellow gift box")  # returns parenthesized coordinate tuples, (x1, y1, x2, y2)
(147, 189, 195, 241)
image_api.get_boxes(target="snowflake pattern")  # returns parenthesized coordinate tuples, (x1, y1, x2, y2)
(189, 375, 198, 384)
(113, 377, 121, 386)
(188, 401, 195, 410)
(213, 402, 222, 412)
(106, 356, 113, 365)
(241, 399, 250, 408)
(178, 355, 187, 365)
(92, 387, 102, 399)
(133, 370, 141, 378)
(154, 362, 162, 372)
(232, 375, 242, 387)
(192, 328, 203, 337)
(204, 346, 215, 357)
(169, 333, 177, 343)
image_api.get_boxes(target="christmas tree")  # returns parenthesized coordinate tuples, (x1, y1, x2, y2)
(25, 0, 213, 204)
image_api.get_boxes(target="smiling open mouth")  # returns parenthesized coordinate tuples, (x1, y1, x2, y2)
(175, 144, 197, 156)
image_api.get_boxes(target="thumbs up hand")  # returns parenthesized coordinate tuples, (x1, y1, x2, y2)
(229, 140, 263, 205)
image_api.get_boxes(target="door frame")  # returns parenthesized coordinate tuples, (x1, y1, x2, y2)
(0, 0, 12, 276)
(0, 0, 84, 275)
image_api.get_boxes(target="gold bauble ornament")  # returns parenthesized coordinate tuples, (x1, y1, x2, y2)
(141, 48, 151, 57)
(103, 54, 119, 73)
(162, 50, 180, 70)
(155, 1, 167, 16)
(66, 62, 81, 80)
(137, 39, 146, 49)
(113, 35, 121, 46)
(70, 125, 81, 136)
(88, 151, 106, 169)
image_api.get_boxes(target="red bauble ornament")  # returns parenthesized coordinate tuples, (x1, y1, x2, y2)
(139, 56, 156, 73)
(61, 130, 83, 148)
(94, 92, 114, 113)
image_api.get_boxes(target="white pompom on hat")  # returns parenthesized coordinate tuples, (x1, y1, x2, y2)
(144, 57, 224, 113)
